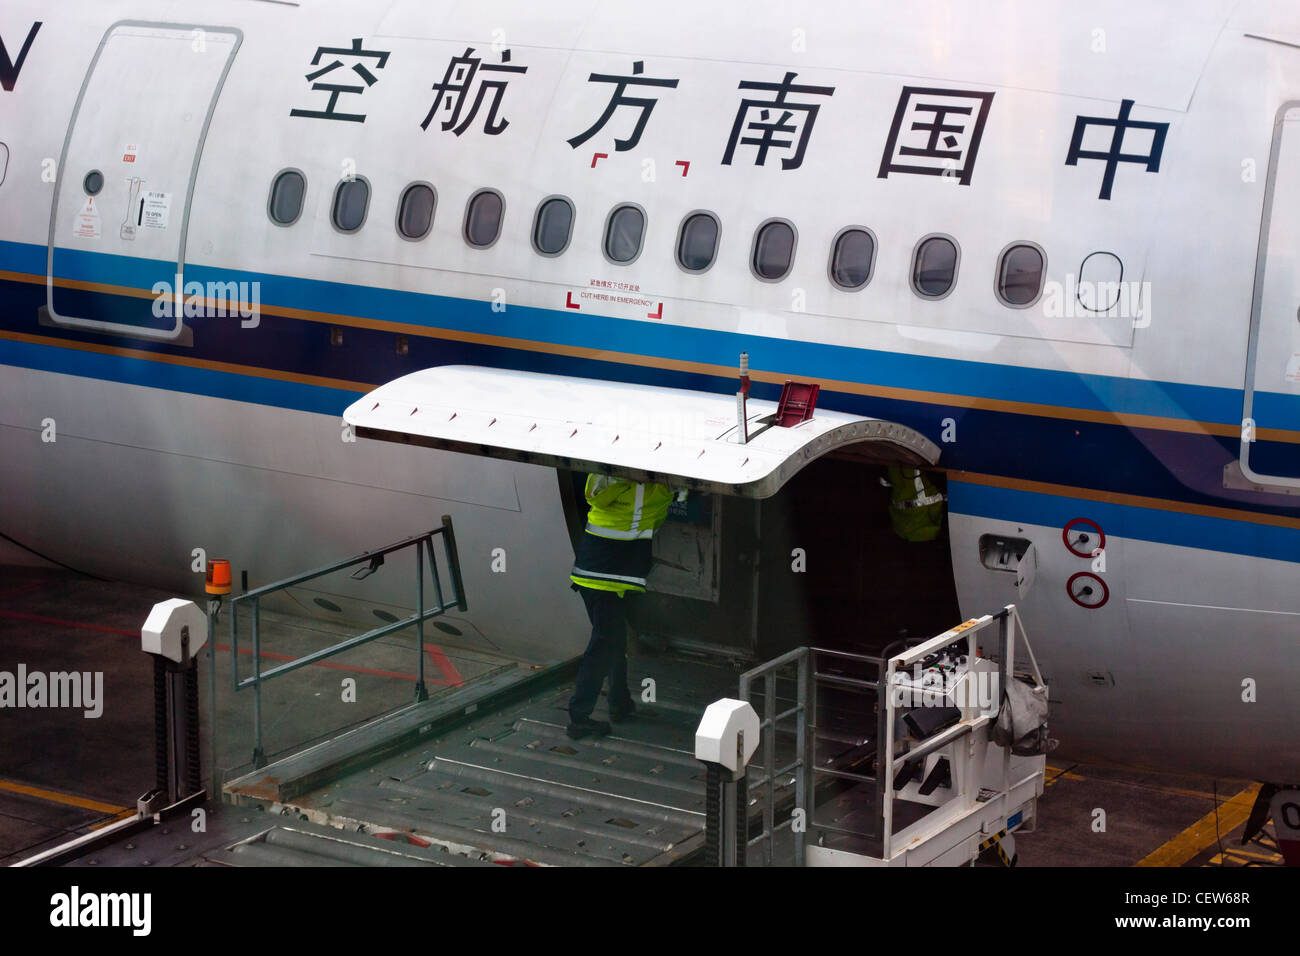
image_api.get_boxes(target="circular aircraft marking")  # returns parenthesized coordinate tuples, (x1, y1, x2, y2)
(1066, 571, 1109, 609)
(1062, 517, 1105, 558)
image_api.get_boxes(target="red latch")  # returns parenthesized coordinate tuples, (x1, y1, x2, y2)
(774, 381, 819, 427)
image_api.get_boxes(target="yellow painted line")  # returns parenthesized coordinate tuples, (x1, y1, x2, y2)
(0, 778, 129, 816)
(1221, 846, 1282, 862)
(5, 267, 1296, 444)
(1044, 764, 1085, 786)
(1135, 783, 1260, 867)
(90, 809, 138, 830)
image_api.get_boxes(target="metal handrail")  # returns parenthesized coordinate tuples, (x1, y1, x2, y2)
(229, 515, 467, 768)
(738, 647, 811, 867)
(737, 605, 1042, 864)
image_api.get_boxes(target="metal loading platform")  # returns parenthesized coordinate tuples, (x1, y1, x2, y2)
(221, 653, 789, 866)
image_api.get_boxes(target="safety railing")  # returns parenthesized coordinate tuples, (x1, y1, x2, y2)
(230, 516, 467, 768)
(738, 647, 812, 866)
(739, 604, 1042, 864)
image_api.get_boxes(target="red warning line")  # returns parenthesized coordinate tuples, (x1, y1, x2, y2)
(424, 643, 464, 687)
(0, 610, 136, 637)
(0, 610, 461, 685)
(0, 582, 50, 600)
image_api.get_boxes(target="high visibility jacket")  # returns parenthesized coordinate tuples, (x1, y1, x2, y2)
(571, 475, 678, 594)
(884, 465, 946, 542)
(583, 474, 675, 540)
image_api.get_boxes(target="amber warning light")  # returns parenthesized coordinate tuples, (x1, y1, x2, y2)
(205, 558, 232, 595)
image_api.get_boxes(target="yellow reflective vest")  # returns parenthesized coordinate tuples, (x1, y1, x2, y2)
(570, 475, 678, 594)
(884, 465, 946, 542)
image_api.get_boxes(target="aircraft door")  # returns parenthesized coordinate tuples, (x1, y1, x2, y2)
(44, 21, 241, 341)
(1242, 104, 1300, 486)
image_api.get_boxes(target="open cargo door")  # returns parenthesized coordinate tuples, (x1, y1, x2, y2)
(342, 366, 939, 498)
(345, 366, 946, 659)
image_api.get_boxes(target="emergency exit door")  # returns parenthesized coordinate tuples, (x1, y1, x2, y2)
(1242, 103, 1300, 486)
(44, 20, 241, 340)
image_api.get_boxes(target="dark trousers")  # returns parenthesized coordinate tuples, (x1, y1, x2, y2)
(568, 585, 635, 720)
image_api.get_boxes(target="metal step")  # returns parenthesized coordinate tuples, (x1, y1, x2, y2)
(219, 821, 491, 867)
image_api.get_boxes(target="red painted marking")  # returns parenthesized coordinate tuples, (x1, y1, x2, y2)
(0, 610, 461, 685)
(214, 644, 447, 683)
(565, 291, 580, 309)
(0, 610, 136, 637)
(424, 643, 464, 687)
(675, 160, 690, 176)
(590, 152, 608, 168)
(0, 582, 50, 601)
(647, 302, 663, 319)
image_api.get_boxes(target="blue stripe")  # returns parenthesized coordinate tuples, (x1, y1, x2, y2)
(12, 238, 1290, 427)
(0, 335, 357, 416)
(950, 479, 1300, 565)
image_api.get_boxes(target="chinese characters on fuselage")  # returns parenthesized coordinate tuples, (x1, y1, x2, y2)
(287, 38, 1170, 196)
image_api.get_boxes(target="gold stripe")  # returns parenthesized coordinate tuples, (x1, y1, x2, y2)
(4, 326, 1298, 531)
(0, 329, 371, 393)
(949, 470, 1300, 531)
(1135, 784, 1259, 867)
(0, 777, 128, 816)
(5, 267, 1296, 443)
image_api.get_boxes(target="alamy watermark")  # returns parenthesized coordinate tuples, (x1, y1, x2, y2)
(891, 664, 999, 710)
(1040, 274, 1151, 328)
(151, 274, 260, 328)
(0, 665, 103, 718)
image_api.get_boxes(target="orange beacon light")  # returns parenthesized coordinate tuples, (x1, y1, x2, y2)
(205, 558, 232, 595)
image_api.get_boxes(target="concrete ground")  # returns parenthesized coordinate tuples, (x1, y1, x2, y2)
(0, 564, 1286, 867)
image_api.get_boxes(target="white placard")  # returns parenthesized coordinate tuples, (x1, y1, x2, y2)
(141, 191, 170, 230)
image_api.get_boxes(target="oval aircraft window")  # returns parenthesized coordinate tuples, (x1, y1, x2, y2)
(752, 220, 796, 281)
(331, 176, 370, 233)
(396, 183, 436, 240)
(464, 189, 504, 248)
(830, 227, 875, 290)
(1077, 251, 1124, 312)
(267, 169, 305, 226)
(604, 204, 645, 263)
(83, 169, 104, 197)
(677, 212, 720, 272)
(997, 243, 1045, 306)
(532, 197, 574, 256)
(912, 235, 958, 298)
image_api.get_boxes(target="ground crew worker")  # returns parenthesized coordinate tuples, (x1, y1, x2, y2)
(567, 473, 684, 739)
(881, 465, 946, 542)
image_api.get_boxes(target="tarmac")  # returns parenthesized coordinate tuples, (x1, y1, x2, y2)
(0, 563, 1285, 868)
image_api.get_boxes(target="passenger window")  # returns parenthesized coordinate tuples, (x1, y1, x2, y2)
(533, 197, 575, 256)
(912, 236, 958, 297)
(996, 243, 1045, 306)
(464, 189, 504, 248)
(752, 220, 796, 281)
(676, 212, 720, 272)
(268, 169, 306, 226)
(604, 204, 645, 263)
(331, 176, 369, 233)
(396, 183, 436, 240)
(829, 228, 875, 290)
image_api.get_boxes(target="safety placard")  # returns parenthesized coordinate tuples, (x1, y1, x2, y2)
(73, 197, 101, 239)
(141, 191, 170, 230)
(1285, 353, 1300, 384)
